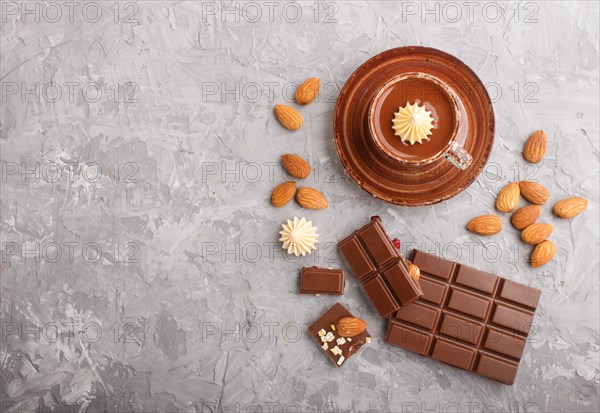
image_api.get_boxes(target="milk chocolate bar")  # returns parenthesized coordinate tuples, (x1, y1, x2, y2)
(308, 303, 370, 367)
(339, 219, 423, 317)
(386, 250, 541, 385)
(299, 267, 345, 295)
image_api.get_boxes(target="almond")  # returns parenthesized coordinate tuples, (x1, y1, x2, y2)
(281, 154, 311, 179)
(553, 197, 588, 219)
(511, 205, 541, 230)
(294, 78, 320, 105)
(519, 181, 550, 205)
(467, 214, 502, 236)
(496, 182, 520, 212)
(407, 263, 420, 281)
(521, 223, 553, 245)
(296, 187, 328, 209)
(274, 104, 304, 130)
(271, 181, 296, 207)
(531, 240, 556, 268)
(336, 317, 367, 337)
(523, 130, 548, 163)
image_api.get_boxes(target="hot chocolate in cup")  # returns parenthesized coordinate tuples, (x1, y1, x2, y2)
(368, 72, 472, 170)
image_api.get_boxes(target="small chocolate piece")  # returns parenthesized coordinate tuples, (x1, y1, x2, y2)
(386, 250, 541, 385)
(339, 220, 423, 317)
(308, 303, 370, 367)
(299, 267, 345, 295)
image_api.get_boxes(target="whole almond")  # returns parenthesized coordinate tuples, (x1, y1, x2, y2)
(511, 205, 541, 230)
(496, 182, 520, 212)
(519, 181, 550, 205)
(281, 154, 311, 179)
(521, 223, 553, 245)
(274, 104, 304, 130)
(407, 264, 420, 281)
(336, 316, 367, 337)
(294, 78, 320, 105)
(523, 130, 548, 163)
(531, 240, 556, 268)
(271, 181, 296, 207)
(296, 187, 328, 209)
(467, 214, 502, 236)
(553, 197, 588, 219)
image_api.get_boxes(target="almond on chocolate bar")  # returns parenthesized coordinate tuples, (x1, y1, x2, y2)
(307, 303, 370, 367)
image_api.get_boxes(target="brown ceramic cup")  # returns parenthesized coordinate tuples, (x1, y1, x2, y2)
(368, 72, 472, 170)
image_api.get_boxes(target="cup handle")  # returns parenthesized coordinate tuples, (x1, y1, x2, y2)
(445, 141, 472, 170)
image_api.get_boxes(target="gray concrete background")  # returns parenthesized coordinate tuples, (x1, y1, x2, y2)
(1, 1, 598, 412)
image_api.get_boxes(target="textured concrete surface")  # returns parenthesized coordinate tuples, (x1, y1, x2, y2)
(1, 1, 599, 412)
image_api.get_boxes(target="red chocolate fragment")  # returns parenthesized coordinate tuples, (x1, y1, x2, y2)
(385, 250, 540, 385)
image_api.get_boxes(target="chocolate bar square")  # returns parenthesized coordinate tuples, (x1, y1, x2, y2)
(339, 220, 423, 317)
(386, 250, 541, 385)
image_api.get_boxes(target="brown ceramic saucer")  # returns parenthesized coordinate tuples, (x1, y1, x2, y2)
(333, 47, 495, 206)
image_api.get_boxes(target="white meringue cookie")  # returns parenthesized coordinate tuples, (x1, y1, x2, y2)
(392, 101, 435, 145)
(279, 217, 319, 257)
